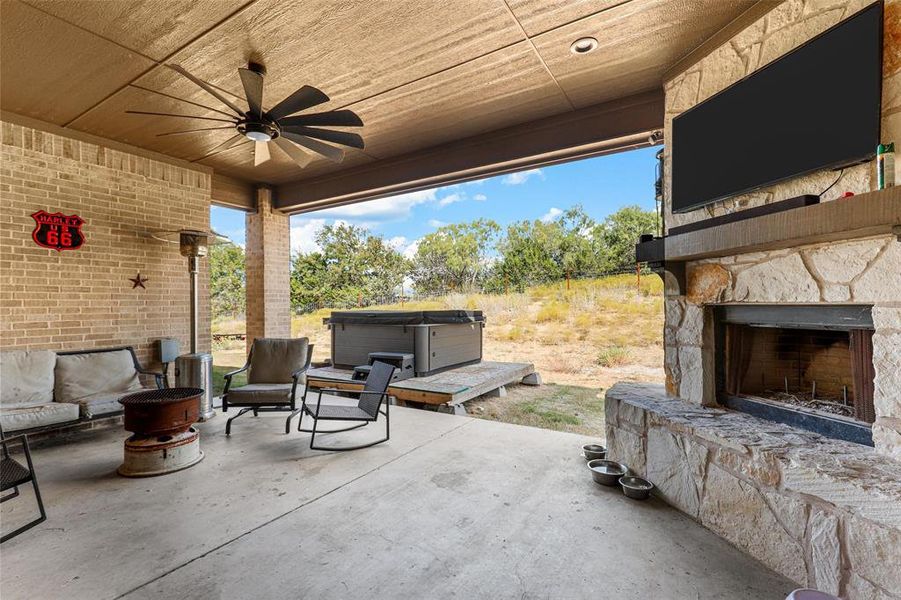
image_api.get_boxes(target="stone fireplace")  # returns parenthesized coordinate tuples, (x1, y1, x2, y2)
(715, 304, 876, 446)
(606, 1, 901, 598)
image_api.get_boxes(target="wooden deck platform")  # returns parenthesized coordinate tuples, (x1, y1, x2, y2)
(306, 361, 536, 406)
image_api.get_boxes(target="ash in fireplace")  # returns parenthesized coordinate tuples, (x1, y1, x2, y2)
(760, 390, 855, 418)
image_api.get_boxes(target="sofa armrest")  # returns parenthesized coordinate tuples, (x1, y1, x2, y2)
(136, 367, 165, 389)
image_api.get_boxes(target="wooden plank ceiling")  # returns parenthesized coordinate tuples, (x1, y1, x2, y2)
(1, 0, 755, 190)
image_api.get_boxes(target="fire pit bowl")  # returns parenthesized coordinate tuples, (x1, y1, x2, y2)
(619, 475, 654, 500)
(119, 387, 203, 437)
(582, 444, 607, 461)
(587, 459, 628, 486)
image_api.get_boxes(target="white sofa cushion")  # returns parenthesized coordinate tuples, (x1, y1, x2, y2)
(1, 350, 57, 407)
(74, 388, 156, 418)
(0, 402, 79, 432)
(55, 349, 143, 403)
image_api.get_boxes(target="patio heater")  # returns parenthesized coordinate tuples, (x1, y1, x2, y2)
(151, 229, 230, 421)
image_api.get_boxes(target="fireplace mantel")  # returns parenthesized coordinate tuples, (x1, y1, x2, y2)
(638, 187, 901, 293)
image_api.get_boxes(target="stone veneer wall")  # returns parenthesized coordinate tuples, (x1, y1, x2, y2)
(663, 0, 901, 230)
(0, 120, 212, 371)
(660, 0, 901, 458)
(605, 383, 901, 599)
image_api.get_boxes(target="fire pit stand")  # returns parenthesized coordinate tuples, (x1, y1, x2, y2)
(117, 388, 205, 477)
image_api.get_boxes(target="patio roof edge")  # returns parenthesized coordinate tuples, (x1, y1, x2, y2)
(272, 89, 664, 214)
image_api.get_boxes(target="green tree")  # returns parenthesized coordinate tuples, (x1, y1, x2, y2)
(208, 243, 245, 320)
(411, 219, 500, 294)
(593, 205, 658, 271)
(290, 223, 408, 311)
(488, 205, 602, 291)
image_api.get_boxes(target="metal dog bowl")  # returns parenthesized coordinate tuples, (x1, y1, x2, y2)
(619, 475, 654, 500)
(587, 459, 628, 486)
(582, 444, 607, 461)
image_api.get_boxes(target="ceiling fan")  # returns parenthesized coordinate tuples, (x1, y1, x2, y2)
(127, 62, 364, 168)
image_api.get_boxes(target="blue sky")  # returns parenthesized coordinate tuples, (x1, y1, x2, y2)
(210, 145, 658, 257)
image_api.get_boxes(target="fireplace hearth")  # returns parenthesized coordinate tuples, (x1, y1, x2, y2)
(714, 305, 876, 446)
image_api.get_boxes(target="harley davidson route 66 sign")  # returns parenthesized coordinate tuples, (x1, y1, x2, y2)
(31, 210, 85, 251)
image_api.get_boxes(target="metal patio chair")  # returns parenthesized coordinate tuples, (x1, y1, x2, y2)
(1, 423, 46, 543)
(299, 360, 395, 451)
(222, 338, 313, 435)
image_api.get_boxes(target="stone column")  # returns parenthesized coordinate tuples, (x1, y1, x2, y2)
(245, 187, 291, 351)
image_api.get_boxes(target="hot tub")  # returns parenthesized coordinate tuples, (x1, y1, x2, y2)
(325, 310, 485, 376)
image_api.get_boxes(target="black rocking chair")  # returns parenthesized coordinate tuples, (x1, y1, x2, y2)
(299, 360, 395, 451)
(1, 423, 46, 543)
(222, 338, 313, 435)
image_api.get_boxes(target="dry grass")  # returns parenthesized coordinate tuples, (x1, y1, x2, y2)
(212, 274, 665, 393)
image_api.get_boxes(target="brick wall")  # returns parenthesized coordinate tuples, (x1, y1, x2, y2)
(245, 187, 291, 350)
(0, 120, 212, 370)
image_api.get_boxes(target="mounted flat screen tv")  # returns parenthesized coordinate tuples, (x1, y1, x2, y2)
(671, 1, 883, 213)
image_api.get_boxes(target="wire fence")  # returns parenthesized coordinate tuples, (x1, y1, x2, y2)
(288, 264, 653, 315)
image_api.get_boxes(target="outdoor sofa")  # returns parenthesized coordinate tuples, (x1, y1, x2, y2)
(0, 347, 164, 433)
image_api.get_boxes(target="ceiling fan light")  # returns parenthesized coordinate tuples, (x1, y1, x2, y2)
(245, 130, 272, 142)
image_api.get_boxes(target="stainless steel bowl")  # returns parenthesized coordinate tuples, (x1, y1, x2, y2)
(587, 459, 628, 486)
(582, 444, 607, 461)
(619, 475, 654, 500)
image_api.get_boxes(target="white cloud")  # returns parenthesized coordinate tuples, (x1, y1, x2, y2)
(502, 168, 544, 185)
(428, 219, 448, 228)
(402, 239, 420, 259)
(315, 189, 438, 221)
(386, 236, 408, 251)
(540, 207, 563, 223)
(290, 218, 328, 255)
(473, 193, 487, 202)
(437, 193, 463, 207)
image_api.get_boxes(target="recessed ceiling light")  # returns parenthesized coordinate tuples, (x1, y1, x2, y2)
(570, 37, 598, 55)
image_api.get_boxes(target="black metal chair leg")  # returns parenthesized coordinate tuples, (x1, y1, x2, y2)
(1, 487, 20, 503)
(308, 411, 390, 452)
(225, 407, 253, 435)
(284, 408, 303, 434)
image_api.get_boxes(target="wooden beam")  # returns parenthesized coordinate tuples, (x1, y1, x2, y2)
(211, 173, 256, 212)
(274, 90, 664, 213)
(662, 1, 778, 84)
(664, 188, 901, 262)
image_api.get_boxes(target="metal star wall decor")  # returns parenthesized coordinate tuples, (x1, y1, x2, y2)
(129, 273, 148, 289)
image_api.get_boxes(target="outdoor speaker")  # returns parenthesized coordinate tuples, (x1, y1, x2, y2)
(156, 338, 180, 364)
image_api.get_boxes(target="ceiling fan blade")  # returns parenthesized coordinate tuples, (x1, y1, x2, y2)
(238, 67, 264, 119)
(168, 64, 246, 116)
(267, 85, 329, 120)
(274, 137, 313, 168)
(133, 85, 239, 119)
(208, 133, 247, 154)
(126, 110, 236, 123)
(254, 140, 271, 166)
(281, 132, 344, 163)
(278, 110, 363, 127)
(281, 126, 363, 149)
(156, 126, 235, 137)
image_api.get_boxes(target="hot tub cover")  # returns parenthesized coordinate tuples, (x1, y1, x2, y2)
(326, 310, 484, 326)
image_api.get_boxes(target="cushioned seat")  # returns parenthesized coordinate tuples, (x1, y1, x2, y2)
(222, 338, 313, 435)
(0, 350, 79, 432)
(54, 349, 145, 418)
(0, 402, 79, 432)
(76, 388, 157, 418)
(224, 383, 294, 405)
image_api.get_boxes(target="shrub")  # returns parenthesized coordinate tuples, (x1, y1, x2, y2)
(597, 345, 630, 367)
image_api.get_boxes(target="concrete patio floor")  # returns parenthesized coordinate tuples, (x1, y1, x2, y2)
(1, 405, 794, 599)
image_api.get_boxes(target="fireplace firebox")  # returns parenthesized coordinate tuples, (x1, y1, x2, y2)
(714, 305, 875, 446)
